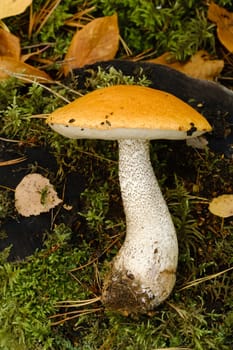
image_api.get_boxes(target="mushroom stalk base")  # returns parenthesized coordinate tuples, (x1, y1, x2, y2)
(102, 139, 178, 314)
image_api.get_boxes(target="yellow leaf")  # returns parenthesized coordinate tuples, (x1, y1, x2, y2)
(0, 0, 32, 19)
(148, 51, 224, 80)
(209, 194, 233, 218)
(0, 56, 52, 82)
(179, 50, 224, 80)
(0, 28, 21, 59)
(208, 2, 233, 52)
(63, 14, 119, 76)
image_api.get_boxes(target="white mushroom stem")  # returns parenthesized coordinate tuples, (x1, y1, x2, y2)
(102, 139, 178, 314)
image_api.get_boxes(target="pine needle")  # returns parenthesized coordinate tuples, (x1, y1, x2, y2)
(178, 266, 233, 291)
(50, 297, 102, 325)
(29, 0, 61, 38)
(0, 156, 27, 166)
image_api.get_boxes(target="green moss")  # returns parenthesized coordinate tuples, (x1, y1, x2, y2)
(91, 0, 233, 59)
(0, 224, 94, 350)
(84, 66, 151, 89)
(0, 190, 14, 220)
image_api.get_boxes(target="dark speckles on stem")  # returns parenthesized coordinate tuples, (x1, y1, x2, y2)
(187, 122, 197, 136)
(68, 118, 76, 123)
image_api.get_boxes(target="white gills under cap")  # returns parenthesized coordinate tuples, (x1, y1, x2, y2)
(47, 85, 212, 140)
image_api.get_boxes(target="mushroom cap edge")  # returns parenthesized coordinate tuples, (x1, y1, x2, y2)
(47, 84, 212, 140)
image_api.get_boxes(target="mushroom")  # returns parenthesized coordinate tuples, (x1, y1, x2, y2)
(47, 85, 212, 314)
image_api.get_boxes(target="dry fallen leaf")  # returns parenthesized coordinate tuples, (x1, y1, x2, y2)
(148, 51, 224, 80)
(0, 29, 52, 81)
(209, 194, 233, 218)
(63, 14, 119, 75)
(0, 56, 52, 82)
(208, 2, 233, 52)
(15, 173, 62, 217)
(0, 0, 32, 19)
(0, 29, 21, 59)
(0, 3, 53, 82)
(180, 50, 224, 80)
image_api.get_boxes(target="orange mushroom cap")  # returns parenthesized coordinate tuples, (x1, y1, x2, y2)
(47, 85, 212, 140)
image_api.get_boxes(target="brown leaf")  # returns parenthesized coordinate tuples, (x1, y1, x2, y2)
(0, 56, 52, 82)
(0, 0, 32, 19)
(148, 52, 186, 71)
(208, 2, 233, 52)
(0, 28, 21, 59)
(63, 14, 119, 75)
(209, 194, 233, 218)
(179, 50, 224, 80)
(148, 51, 224, 80)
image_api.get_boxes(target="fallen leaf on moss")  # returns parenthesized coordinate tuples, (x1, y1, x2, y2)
(180, 50, 224, 80)
(0, 28, 21, 59)
(0, 56, 52, 82)
(148, 51, 224, 80)
(208, 2, 233, 52)
(63, 14, 119, 75)
(0, 27, 52, 82)
(15, 173, 62, 217)
(0, 0, 32, 19)
(209, 194, 233, 218)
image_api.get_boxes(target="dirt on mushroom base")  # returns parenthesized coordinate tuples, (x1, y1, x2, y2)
(102, 265, 176, 315)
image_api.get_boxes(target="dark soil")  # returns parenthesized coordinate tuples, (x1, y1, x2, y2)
(0, 141, 85, 261)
